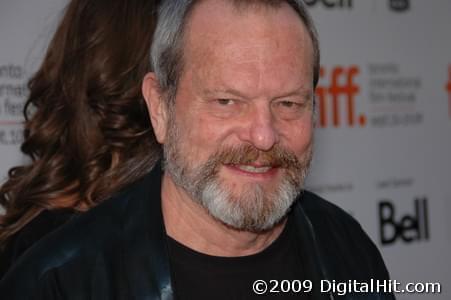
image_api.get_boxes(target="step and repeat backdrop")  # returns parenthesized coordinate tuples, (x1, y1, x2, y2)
(1, 0, 450, 298)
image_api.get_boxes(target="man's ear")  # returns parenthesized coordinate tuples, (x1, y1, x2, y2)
(142, 72, 168, 144)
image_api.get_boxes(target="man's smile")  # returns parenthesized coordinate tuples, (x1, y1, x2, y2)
(224, 163, 279, 179)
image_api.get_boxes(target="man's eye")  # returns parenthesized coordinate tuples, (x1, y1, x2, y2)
(278, 100, 301, 108)
(273, 99, 307, 120)
(217, 99, 235, 106)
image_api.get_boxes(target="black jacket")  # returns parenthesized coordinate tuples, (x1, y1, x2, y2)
(0, 166, 395, 299)
(0, 210, 75, 279)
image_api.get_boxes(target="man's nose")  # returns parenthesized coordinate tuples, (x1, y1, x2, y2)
(238, 105, 280, 151)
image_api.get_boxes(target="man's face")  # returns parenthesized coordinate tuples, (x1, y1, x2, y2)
(163, 0, 314, 232)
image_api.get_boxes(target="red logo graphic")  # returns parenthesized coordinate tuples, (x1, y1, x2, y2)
(315, 66, 365, 127)
(447, 65, 451, 118)
(304, 0, 353, 8)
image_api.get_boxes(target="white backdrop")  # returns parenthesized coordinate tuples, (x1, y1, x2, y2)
(1, 0, 450, 299)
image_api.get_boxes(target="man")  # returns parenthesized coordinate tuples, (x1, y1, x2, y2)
(0, 0, 394, 299)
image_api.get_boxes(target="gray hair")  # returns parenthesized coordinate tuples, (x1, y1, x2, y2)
(150, 0, 320, 101)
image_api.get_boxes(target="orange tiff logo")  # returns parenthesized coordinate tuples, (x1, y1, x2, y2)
(447, 65, 451, 118)
(315, 66, 366, 128)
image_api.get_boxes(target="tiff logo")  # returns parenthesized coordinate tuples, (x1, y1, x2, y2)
(447, 65, 451, 118)
(315, 66, 365, 128)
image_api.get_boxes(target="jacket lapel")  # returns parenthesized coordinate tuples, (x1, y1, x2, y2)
(123, 164, 174, 300)
(292, 196, 334, 300)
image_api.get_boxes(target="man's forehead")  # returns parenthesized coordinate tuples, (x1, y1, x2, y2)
(183, 0, 311, 62)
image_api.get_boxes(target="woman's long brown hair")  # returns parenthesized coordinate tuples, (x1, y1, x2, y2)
(0, 0, 161, 247)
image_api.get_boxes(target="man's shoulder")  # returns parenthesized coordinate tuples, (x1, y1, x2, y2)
(297, 190, 390, 280)
(0, 171, 155, 293)
(299, 190, 359, 227)
(297, 189, 373, 246)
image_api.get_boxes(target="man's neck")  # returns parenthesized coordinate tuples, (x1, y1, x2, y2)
(161, 173, 286, 257)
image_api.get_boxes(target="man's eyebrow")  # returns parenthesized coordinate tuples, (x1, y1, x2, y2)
(201, 88, 250, 99)
(201, 87, 313, 99)
(274, 89, 313, 99)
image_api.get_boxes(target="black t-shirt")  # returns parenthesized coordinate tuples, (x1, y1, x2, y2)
(167, 216, 311, 300)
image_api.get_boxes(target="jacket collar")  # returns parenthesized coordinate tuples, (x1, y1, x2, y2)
(122, 163, 174, 300)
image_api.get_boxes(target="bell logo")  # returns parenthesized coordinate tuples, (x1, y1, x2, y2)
(446, 65, 451, 118)
(315, 66, 365, 128)
(379, 198, 429, 245)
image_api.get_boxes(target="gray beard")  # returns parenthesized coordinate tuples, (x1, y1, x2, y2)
(163, 113, 311, 232)
(197, 175, 301, 232)
(165, 156, 303, 232)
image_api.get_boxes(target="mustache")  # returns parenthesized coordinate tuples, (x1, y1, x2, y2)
(211, 144, 304, 169)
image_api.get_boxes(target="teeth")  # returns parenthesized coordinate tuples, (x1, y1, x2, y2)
(236, 165, 272, 173)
